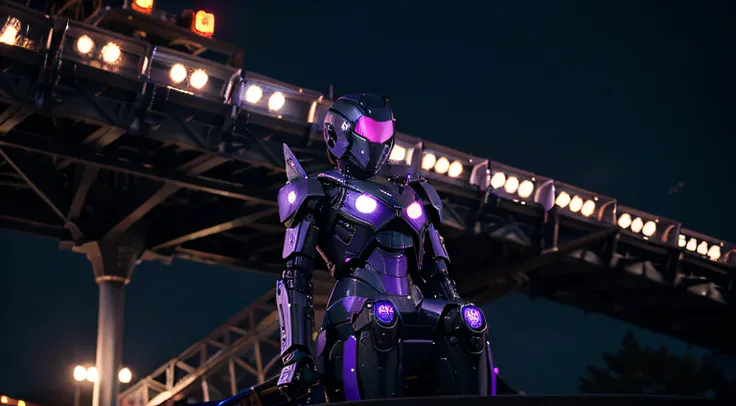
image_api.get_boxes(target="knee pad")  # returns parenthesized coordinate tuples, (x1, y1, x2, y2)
(443, 304, 487, 354)
(352, 299, 401, 352)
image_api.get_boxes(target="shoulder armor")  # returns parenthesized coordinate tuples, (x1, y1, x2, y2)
(278, 144, 326, 224)
(409, 178, 443, 224)
(317, 168, 346, 186)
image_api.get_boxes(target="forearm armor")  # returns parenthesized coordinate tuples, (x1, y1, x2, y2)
(425, 223, 461, 301)
(277, 215, 319, 365)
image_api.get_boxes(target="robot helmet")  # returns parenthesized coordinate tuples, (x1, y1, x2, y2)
(323, 93, 395, 178)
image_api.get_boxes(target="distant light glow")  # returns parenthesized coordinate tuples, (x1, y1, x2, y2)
(389, 145, 407, 162)
(580, 200, 596, 217)
(0, 396, 8, 404)
(421, 153, 437, 170)
(287, 191, 296, 204)
(490, 172, 506, 189)
(434, 157, 450, 174)
(555, 192, 571, 208)
(618, 213, 632, 229)
(448, 161, 463, 178)
(707, 245, 721, 261)
(518, 180, 534, 198)
(504, 176, 519, 194)
(0, 17, 20, 46)
(101, 42, 121, 64)
(631, 217, 644, 233)
(269, 92, 286, 111)
(685, 237, 697, 251)
(189, 69, 208, 89)
(696, 241, 708, 256)
(86, 367, 98, 383)
(569, 196, 583, 213)
(406, 201, 423, 219)
(170, 63, 187, 83)
(642, 221, 657, 237)
(355, 194, 377, 214)
(76, 35, 94, 54)
(74, 365, 87, 382)
(245, 85, 263, 103)
(119, 367, 132, 384)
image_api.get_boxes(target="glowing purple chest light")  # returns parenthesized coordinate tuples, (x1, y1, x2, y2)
(462, 305, 485, 331)
(354, 193, 378, 214)
(405, 201, 423, 220)
(373, 300, 396, 325)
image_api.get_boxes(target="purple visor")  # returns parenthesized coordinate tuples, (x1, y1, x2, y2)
(354, 116, 394, 143)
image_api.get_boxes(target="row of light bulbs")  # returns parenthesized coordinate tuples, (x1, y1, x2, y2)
(421, 153, 464, 178)
(242, 84, 286, 111)
(617, 213, 657, 237)
(168, 63, 208, 90)
(489, 172, 535, 199)
(75, 35, 122, 65)
(555, 191, 596, 218)
(0, 17, 21, 45)
(678, 235, 722, 261)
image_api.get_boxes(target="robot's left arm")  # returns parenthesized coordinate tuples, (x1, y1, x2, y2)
(412, 179, 462, 302)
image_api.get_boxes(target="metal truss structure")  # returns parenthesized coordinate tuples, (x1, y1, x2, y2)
(118, 276, 333, 406)
(0, 2, 735, 404)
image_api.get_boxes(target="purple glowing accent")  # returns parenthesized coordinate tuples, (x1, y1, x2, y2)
(355, 193, 378, 214)
(340, 296, 367, 315)
(343, 190, 394, 228)
(405, 201, 423, 219)
(462, 305, 484, 331)
(343, 336, 360, 400)
(354, 116, 394, 143)
(378, 274, 410, 296)
(373, 301, 396, 325)
(488, 342, 497, 396)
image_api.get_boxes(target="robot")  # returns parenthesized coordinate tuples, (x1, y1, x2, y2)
(275, 94, 495, 402)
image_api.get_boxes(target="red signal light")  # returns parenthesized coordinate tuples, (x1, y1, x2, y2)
(192, 10, 215, 38)
(131, 0, 154, 15)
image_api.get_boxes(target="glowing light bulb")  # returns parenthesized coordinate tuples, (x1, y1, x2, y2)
(73, 365, 87, 382)
(421, 153, 436, 170)
(389, 145, 407, 162)
(76, 35, 94, 54)
(169, 63, 187, 83)
(580, 200, 596, 217)
(678, 234, 686, 247)
(696, 241, 708, 255)
(642, 221, 657, 237)
(189, 69, 208, 89)
(707, 245, 721, 261)
(406, 201, 423, 219)
(447, 161, 463, 178)
(0, 17, 20, 46)
(118, 367, 132, 384)
(618, 213, 632, 229)
(287, 191, 296, 204)
(504, 177, 519, 194)
(685, 238, 697, 251)
(245, 85, 263, 103)
(269, 91, 286, 111)
(86, 367, 98, 383)
(434, 157, 450, 174)
(555, 192, 571, 208)
(518, 180, 534, 198)
(490, 172, 506, 189)
(101, 42, 121, 64)
(569, 196, 583, 213)
(355, 194, 377, 214)
(631, 217, 643, 233)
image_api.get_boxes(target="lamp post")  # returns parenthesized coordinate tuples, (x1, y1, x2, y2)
(74, 365, 132, 406)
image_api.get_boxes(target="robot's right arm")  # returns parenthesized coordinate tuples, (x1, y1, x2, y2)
(275, 175, 325, 389)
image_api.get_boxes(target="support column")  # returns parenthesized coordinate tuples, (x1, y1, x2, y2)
(76, 227, 147, 406)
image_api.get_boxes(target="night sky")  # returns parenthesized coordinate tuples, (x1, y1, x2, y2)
(1, 0, 734, 400)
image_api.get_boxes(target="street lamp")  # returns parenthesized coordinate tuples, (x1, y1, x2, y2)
(73, 365, 132, 406)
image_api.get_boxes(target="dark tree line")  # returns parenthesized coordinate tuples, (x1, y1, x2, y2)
(579, 331, 735, 399)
